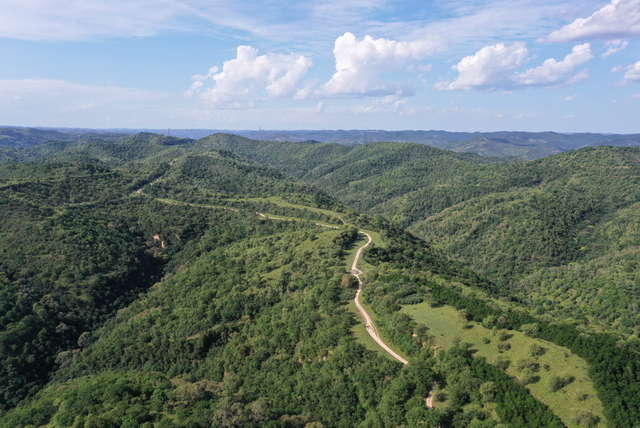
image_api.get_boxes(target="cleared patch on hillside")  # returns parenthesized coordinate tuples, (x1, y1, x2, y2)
(403, 302, 604, 428)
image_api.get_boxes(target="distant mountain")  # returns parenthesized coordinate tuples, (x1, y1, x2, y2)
(4, 127, 640, 160)
(0, 127, 128, 149)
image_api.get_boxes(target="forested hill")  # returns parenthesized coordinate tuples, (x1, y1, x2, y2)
(3, 132, 639, 334)
(1, 133, 640, 427)
(190, 135, 640, 335)
(0, 138, 576, 428)
(0, 127, 127, 149)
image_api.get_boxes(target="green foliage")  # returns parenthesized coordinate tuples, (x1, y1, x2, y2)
(547, 375, 574, 393)
(2, 132, 640, 427)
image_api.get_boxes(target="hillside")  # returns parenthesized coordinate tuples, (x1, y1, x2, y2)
(18, 133, 638, 335)
(189, 135, 640, 335)
(0, 133, 639, 427)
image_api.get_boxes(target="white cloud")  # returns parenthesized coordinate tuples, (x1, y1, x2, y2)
(315, 102, 326, 114)
(562, 94, 578, 100)
(438, 43, 592, 91)
(512, 43, 593, 87)
(631, 93, 640, 98)
(602, 40, 628, 58)
(294, 79, 318, 100)
(407, 64, 433, 73)
(435, 42, 530, 91)
(318, 32, 447, 98)
(612, 60, 640, 83)
(544, 0, 640, 42)
(563, 114, 575, 118)
(624, 61, 640, 82)
(354, 95, 409, 114)
(184, 81, 203, 98)
(194, 46, 313, 109)
(0, 0, 185, 41)
(192, 67, 219, 82)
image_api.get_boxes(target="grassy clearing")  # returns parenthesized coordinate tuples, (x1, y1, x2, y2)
(245, 196, 347, 222)
(403, 303, 604, 427)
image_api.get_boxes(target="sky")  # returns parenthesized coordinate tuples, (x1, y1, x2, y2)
(0, 0, 639, 133)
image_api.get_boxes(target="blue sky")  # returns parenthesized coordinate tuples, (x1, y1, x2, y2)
(1, 0, 639, 133)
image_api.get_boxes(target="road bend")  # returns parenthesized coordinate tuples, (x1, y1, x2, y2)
(351, 232, 409, 365)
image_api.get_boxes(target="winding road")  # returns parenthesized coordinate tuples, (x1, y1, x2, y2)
(352, 233, 437, 410)
(351, 232, 409, 365)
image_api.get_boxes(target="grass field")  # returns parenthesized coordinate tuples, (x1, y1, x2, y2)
(245, 196, 348, 222)
(402, 303, 604, 427)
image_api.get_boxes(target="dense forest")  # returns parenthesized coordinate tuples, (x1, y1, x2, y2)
(0, 130, 639, 427)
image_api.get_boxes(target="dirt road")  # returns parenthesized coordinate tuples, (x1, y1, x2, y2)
(352, 232, 409, 365)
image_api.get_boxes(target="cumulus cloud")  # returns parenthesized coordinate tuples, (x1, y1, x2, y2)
(191, 46, 313, 108)
(438, 43, 593, 91)
(602, 40, 628, 58)
(512, 43, 593, 87)
(315, 102, 326, 114)
(435, 42, 529, 91)
(544, 0, 640, 42)
(318, 32, 447, 98)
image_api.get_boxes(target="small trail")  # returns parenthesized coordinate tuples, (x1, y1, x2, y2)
(426, 382, 436, 409)
(352, 232, 409, 365)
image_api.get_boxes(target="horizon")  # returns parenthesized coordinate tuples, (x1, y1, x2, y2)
(1, 125, 636, 137)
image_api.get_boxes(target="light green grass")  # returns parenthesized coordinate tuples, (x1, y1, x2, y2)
(245, 196, 347, 222)
(346, 300, 395, 360)
(403, 303, 604, 427)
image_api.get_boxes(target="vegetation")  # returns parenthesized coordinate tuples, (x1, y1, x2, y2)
(402, 303, 603, 427)
(1, 131, 639, 427)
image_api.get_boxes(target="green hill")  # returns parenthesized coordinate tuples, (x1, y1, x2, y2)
(188, 135, 640, 335)
(1, 133, 640, 427)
